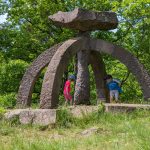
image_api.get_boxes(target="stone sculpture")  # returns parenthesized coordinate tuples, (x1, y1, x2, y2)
(17, 8, 150, 109)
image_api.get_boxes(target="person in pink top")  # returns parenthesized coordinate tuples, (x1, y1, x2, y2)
(63, 75, 75, 105)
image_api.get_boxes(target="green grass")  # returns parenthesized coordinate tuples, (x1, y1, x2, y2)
(0, 109, 150, 150)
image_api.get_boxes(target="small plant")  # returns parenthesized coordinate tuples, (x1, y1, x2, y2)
(0, 126, 15, 136)
(56, 106, 74, 128)
(0, 93, 16, 109)
(0, 107, 6, 119)
(9, 116, 21, 126)
(97, 102, 105, 114)
(38, 125, 49, 131)
(58, 95, 65, 105)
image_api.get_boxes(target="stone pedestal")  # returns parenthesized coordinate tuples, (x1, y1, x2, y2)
(5, 109, 56, 126)
(4, 104, 150, 125)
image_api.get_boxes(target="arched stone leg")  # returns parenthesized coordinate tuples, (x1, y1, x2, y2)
(74, 50, 90, 105)
(40, 37, 150, 109)
(17, 43, 62, 108)
(40, 37, 89, 108)
(90, 39, 150, 100)
(90, 51, 109, 103)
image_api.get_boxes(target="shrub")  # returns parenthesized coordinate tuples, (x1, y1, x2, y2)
(58, 95, 65, 105)
(0, 93, 16, 108)
(0, 107, 6, 119)
(97, 102, 105, 114)
(56, 106, 74, 128)
(0, 59, 29, 94)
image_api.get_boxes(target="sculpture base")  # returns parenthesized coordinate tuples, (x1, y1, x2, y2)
(4, 104, 150, 125)
(104, 103, 150, 112)
(5, 109, 56, 126)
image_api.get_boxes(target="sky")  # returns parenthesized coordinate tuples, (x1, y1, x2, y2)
(0, 14, 7, 23)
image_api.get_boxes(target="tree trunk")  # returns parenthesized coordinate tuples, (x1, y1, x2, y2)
(74, 50, 90, 104)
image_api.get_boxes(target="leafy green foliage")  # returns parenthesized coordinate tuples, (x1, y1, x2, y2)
(0, 107, 6, 119)
(0, 93, 16, 108)
(0, 60, 28, 94)
(56, 106, 74, 128)
(104, 56, 143, 102)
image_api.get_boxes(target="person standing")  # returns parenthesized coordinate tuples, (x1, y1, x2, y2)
(63, 75, 75, 105)
(104, 75, 122, 103)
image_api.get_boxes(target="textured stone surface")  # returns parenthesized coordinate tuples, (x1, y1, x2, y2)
(70, 104, 150, 115)
(40, 37, 89, 108)
(74, 50, 108, 104)
(79, 127, 99, 137)
(105, 103, 150, 112)
(5, 109, 56, 126)
(4, 105, 150, 127)
(4, 109, 25, 120)
(90, 38, 150, 100)
(17, 43, 62, 108)
(49, 8, 118, 31)
(19, 110, 34, 124)
(40, 37, 150, 108)
(74, 50, 90, 104)
(50, 133, 64, 140)
(70, 106, 98, 118)
(71, 104, 150, 117)
(90, 51, 109, 103)
(32, 109, 56, 125)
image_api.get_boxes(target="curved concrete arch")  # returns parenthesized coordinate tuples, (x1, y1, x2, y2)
(17, 43, 63, 108)
(90, 51, 109, 103)
(40, 37, 150, 108)
(90, 39, 150, 100)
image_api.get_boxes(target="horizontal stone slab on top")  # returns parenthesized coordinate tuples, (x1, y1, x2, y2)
(49, 8, 118, 31)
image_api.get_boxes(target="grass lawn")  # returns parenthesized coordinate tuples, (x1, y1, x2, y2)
(0, 108, 150, 150)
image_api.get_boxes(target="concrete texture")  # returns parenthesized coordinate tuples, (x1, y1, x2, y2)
(90, 51, 109, 103)
(40, 37, 150, 108)
(17, 43, 62, 108)
(49, 8, 118, 31)
(5, 109, 56, 126)
(74, 50, 90, 104)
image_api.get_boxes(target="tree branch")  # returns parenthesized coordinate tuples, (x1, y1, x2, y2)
(26, 19, 50, 35)
(112, 26, 131, 43)
(121, 71, 130, 87)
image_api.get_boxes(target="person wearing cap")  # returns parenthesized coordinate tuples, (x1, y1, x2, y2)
(63, 75, 76, 105)
(104, 75, 122, 103)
